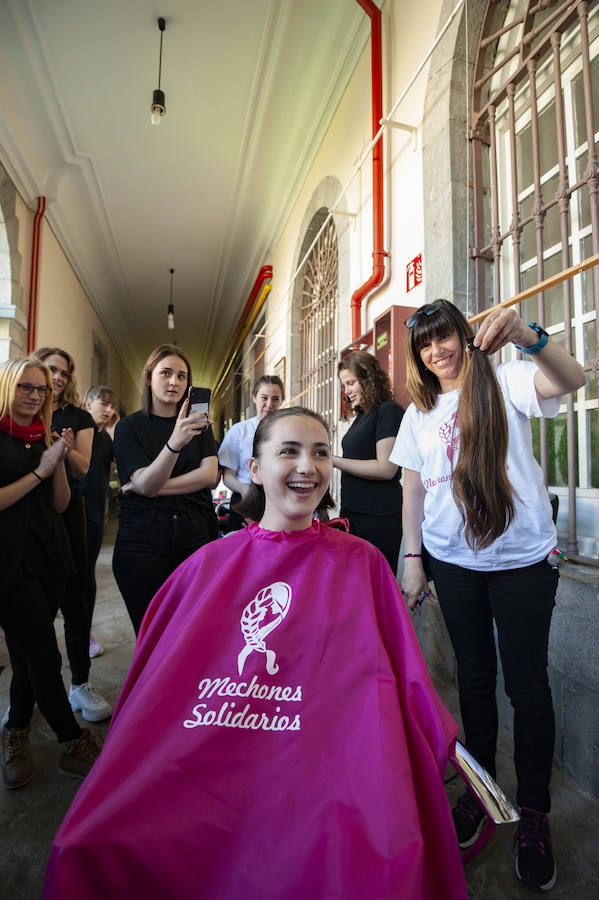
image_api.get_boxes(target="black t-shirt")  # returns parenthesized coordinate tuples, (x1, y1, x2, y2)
(0, 431, 74, 585)
(114, 411, 218, 523)
(340, 399, 404, 516)
(52, 405, 95, 493)
(82, 427, 114, 524)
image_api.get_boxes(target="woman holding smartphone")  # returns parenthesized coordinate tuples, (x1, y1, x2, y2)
(112, 344, 219, 634)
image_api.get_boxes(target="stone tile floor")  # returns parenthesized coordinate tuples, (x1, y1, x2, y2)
(1, 519, 598, 899)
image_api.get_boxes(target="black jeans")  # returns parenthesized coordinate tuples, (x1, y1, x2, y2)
(86, 518, 104, 623)
(1, 574, 82, 742)
(60, 493, 91, 685)
(113, 507, 217, 635)
(428, 555, 558, 813)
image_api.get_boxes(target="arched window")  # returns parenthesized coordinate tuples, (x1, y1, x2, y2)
(296, 210, 339, 437)
(471, 0, 599, 557)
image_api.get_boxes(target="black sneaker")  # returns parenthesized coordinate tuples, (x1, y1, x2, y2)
(515, 807, 556, 892)
(452, 790, 487, 849)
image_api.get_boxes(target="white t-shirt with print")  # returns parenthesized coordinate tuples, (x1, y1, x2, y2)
(217, 416, 259, 485)
(390, 361, 561, 571)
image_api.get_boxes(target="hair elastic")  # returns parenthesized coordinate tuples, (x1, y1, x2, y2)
(404, 553, 422, 558)
(165, 441, 180, 454)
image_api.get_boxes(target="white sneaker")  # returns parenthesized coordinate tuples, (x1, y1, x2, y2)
(69, 683, 113, 723)
(89, 635, 104, 659)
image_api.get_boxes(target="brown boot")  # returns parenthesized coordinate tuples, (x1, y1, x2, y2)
(2, 725, 33, 790)
(58, 728, 103, 779)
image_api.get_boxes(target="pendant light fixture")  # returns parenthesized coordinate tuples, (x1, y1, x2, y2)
(167, 268, 175, 330)
(151, 17, 167, 126)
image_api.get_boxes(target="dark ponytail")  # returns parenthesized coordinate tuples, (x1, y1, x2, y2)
(452, 343, 516, 550)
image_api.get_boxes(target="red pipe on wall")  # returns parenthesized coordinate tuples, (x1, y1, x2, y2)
(351, 0, 386, 341)
(213, 265, 273, 394)
(228, 265, 273, 352)
(27, 196, 46, 354)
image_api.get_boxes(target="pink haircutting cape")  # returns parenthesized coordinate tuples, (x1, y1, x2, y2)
(45, 520, 467, 900)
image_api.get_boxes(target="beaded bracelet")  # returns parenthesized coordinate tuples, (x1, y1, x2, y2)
(165, 441, 180, 454)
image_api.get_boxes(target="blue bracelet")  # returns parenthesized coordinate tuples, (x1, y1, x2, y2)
(514, 323, 549, 355)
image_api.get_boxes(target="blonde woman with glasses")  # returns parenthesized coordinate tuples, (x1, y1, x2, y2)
(0, 356, 101, 790)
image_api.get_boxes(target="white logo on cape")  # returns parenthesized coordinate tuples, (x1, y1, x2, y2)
(238, 582, 292, 676)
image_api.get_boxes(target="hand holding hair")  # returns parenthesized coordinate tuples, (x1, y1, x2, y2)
(473, 307, 537, 355)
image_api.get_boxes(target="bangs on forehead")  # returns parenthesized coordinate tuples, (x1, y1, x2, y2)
(411, 307, 458, 351)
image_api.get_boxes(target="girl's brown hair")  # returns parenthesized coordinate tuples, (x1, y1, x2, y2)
(237, 407, 335, 523)
(0, 356, 53, 446)
(84, 384, 117, 407)
(253, 375, 285, 401)
(337, 351, 393, 418)
(33, 347, 81, 408)
(140, 344, 192, 416)
(405, 300, 516, 551)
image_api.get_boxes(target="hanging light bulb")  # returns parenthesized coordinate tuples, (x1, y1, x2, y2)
(151, 18, 166, 126)
(167, 268, 175, 330)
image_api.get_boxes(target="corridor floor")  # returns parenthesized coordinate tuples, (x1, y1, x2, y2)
(1, 519, 598, 899)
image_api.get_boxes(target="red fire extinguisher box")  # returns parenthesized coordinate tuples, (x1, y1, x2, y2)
(373, 305, 417, 411)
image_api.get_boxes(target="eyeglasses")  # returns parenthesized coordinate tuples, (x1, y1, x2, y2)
(17, 383, 51, 397)
(404, 300, 450, 329)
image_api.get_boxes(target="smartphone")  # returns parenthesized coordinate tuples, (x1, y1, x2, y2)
(188, 386, 211, 417)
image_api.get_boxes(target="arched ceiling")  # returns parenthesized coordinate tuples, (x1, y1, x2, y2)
(0, 0, 370, 384)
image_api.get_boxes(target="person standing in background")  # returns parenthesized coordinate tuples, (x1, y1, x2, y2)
(82, 385, 119, 660)
(112, 344, 219, 635)
(0, 356, 102, 789)
(332, 351, 404, 573)
(33, 348, 112, 724)
(217, 375, 284, 527)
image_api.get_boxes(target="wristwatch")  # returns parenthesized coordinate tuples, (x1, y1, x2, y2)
(514, 322, 549, 355)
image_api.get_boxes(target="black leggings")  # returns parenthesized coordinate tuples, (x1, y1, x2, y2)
(60, 493, 91, 685)
(85, 518, 104, 623)
(428, 555, 558, 813)
(341, 509, 402, 575)
(113, 508, 217, 635)
(1, 574, 82, 742)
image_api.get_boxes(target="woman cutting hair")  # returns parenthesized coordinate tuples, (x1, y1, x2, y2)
(112, 344, 219, 635)
(390, 299, 585, 893)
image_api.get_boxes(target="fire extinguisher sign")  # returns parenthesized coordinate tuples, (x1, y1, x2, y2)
(406, 253, 422, 292)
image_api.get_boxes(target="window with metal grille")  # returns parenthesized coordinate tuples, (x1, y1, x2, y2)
(471, 0, 599, 559)
(298, 214, 339, 433)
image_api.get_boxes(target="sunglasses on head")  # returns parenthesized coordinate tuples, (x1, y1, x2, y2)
(404, 299, 450, 329)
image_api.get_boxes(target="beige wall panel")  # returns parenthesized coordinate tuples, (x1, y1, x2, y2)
(35, 221, 137, 411)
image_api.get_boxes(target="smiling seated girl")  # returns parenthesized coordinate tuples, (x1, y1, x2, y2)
(44, 408, 467, 900)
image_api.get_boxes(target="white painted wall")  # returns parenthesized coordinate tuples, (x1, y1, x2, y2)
(259, 0, 444, 385)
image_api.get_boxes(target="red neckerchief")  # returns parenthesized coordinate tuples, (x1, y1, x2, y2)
(0, 415, 46, 443)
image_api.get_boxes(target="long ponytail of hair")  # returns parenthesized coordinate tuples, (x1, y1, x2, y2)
(406, 300, 516, 551)
(452, 342, 516, 550)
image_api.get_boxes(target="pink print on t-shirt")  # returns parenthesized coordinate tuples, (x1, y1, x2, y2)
(439, 412, 460, 463)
